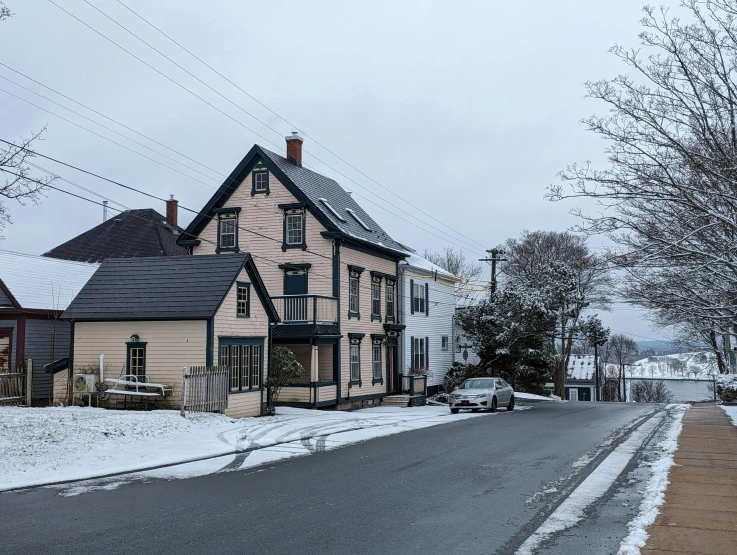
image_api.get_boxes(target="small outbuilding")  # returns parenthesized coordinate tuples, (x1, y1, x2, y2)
(62, 254, 279, 417)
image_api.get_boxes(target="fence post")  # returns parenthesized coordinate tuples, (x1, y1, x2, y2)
(25, 359, 33, 406)
(180, 367, 188, 418)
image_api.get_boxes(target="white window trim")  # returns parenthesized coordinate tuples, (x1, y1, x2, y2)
(285, 212, 303, 245)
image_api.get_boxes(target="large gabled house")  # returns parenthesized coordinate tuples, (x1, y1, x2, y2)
(180, 133, 409, 409)
(0, 251, 99, 403)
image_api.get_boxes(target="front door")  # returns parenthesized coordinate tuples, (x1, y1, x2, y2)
(387, 345, 399, 394)
(284, 271, 308, 321)
(569, 388, 579, 402)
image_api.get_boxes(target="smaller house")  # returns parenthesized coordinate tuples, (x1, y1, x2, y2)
(43, 198, 186, 263)
(0, 251, 99, 403)
(564, 355, 596, 401)
(62, 254, 279, 417)
(399, 254, 457, 395)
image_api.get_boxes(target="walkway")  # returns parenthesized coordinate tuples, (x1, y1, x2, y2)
(643, 404, 737, 555)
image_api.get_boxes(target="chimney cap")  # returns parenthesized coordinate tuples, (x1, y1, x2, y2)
(285, 131, 303, 142)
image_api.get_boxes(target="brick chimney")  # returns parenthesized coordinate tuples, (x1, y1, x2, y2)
(285, 132, 303, 166)
(166, 194, 178, 229)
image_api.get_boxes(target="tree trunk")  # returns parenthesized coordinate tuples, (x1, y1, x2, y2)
(557, 319, 567, 399)
(709, 330, 727, 374)
(594, 343, 599, 402)
(622, 366, 627, 402)
(617, 365, 622, 401)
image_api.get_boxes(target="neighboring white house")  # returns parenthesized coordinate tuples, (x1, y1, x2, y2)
(398, 254, 457, 396)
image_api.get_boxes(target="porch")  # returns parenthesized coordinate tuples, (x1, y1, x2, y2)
(276, 342, 339, 408)
(271, 295, 339, 339)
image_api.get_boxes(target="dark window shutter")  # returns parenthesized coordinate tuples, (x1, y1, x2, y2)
(410, 280, 415, 314)
(425, 283, 429, 315)
(410, 336, 415, 369)
(425, 336, 429, 370)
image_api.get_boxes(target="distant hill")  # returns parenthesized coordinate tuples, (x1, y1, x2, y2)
(636, 340, 678, 356)
(625, 351, 718, 378)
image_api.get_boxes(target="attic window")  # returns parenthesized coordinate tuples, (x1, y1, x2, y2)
(345, 208, 372, 232)
(318, 198, 346, 222)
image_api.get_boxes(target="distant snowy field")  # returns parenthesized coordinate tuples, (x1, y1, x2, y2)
(0, 404, 524, 492)
(615, 351, 719, 379)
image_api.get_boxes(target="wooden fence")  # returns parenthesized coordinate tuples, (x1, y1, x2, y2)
(180, 365, 229, 416)
(0, 360, 32, 406)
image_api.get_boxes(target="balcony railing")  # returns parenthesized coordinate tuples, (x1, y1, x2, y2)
(272, 295, 338, 324)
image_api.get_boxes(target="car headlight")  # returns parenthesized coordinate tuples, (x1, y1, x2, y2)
(475, 393, 487, 398)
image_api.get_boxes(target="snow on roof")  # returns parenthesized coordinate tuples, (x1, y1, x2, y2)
(567, 355, 595, 380)
(0, 250, 99, 311)
(400, 253, 455, 280)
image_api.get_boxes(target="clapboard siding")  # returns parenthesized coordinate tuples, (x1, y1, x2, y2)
(399, 271, 456, 389)
(0, 288, 13, 307)
(339, 246, 395, 399)
(225, 390, 262, 418)
(24, 319, 71, 400)
(192, 168, 333, 297)
(73, 320, 208, 406)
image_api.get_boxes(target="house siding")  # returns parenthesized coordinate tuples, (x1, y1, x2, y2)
(0, 319, 18, 369)
(73, 320, 208, 407)
(340, 245, 396, 401)
(213, 268, 272, 418)
(24, 319, 71, 400)
(192, 168, 333, 297)
(0, 288, 12, 307)
(399, 271, 456, 391)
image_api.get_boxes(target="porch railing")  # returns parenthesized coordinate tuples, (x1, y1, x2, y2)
(401, 374, 427, 396)
(271, 295, 338, 324)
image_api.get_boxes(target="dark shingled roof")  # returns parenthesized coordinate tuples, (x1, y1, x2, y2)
(258, 147, 409, 254)
(182, 145, 410, 257)
(44, 209, 187, 263)
(62, 254, 277, 321)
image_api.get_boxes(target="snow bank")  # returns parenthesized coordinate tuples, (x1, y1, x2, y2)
(617, 405, 688, 555)
(515, 392, 556, 401)
(720, 404, 737, 426)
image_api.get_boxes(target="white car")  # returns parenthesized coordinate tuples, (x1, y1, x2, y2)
(449, 377, 514, 413)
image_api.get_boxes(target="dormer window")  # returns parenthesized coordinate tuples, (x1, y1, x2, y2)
(214, 207, 240, 253)
(279, 203, 307, 251)
(251, 167, 269, 195)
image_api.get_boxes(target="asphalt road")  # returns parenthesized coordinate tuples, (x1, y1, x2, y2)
(0, 402, 660, 555)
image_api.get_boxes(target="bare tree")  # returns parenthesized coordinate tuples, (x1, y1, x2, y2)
(424, 246, 483, 301)
(609, 333, 639, 401)
(0, 7, 52, 237)
(631, 380, 673, 404)
(548, 1, 737, 342)
(502, 230, 612, 397)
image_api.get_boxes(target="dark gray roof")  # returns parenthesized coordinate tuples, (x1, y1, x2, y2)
(44, 209, 187, 263)
(63, 254, 253, 321)
(258, 147, 409, 254)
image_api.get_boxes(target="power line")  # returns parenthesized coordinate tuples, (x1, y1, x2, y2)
(112, 0, 487, 251)
(46, 0, 487, 255)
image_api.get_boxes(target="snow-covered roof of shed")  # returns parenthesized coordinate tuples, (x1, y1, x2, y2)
(399, 253, 455, 280)
(567, 355, 595, 381)
(0, 250, 99, 311)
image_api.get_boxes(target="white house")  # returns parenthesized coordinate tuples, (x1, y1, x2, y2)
(398, 254, 457, 396)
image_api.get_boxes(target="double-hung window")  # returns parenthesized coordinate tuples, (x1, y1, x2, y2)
(412, 337, 425, 369)
(236, 283, 250, 317)
(216, 208, 240, 253)
(372, 343, 382, 383)
(349, 333, 364, 385)
(371, 275, 381, 321)
(286, 212, 303, 246)
(252, 167, 269, 194)
(413, 284, 426, 314)
(348, 266, 363, 319)
(441, 336, 449, 351)
(280, 203, 306, 251)
(385, 281, 395, 321)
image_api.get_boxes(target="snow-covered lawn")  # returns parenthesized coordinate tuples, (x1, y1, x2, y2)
(720, 404, 737, 425)
(1, 404, 526, 492)
(515, 392, 557, 401)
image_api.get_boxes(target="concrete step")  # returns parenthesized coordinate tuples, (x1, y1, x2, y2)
(382, 395, 410, 407)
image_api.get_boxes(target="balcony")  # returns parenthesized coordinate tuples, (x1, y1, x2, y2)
(271, 295, 339, 339)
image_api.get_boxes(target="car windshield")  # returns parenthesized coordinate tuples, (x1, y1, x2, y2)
(459, 379, 494, 390)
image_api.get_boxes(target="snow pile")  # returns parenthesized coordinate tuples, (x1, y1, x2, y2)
(617, 405, 688, 555)
(515, 392, 556, 401)
(716, 374, 737, 391)
(721, 404, 737, 425)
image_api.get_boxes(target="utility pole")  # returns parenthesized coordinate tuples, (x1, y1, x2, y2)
(479, 249, 507, 298)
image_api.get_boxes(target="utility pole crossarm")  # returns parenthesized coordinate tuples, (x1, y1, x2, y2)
(479, 248, 507, 298)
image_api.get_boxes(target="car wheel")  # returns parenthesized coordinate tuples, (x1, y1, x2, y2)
(450, 408, 459, 414)
(507, 396, 515, 411)
(490, 397, 497, 412)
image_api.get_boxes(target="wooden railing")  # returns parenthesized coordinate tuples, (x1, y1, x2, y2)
(401, 374, 427, 396)
(271, 295, 338, 324)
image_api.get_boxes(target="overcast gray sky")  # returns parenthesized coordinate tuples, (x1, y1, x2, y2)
(0, 0, 667, 341)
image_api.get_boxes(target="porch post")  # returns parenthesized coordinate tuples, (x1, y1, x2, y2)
(310, 344, 319, 407)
